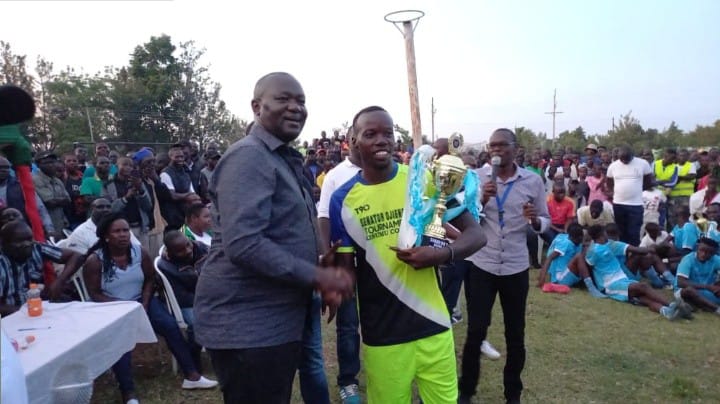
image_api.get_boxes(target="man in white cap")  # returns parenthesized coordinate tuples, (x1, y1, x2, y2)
(581, 143, 601, 167)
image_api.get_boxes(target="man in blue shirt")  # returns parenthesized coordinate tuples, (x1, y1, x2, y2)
(583, 225, 692, 320)
(675, 237, 720, 315)
(536, 223, 605, 297)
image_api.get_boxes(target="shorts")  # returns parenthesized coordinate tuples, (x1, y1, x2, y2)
(604, 278, 638, 302)
(364, 329, 457, 404)
(551, 268, 581, 286)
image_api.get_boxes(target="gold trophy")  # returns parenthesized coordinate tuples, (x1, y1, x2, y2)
(696, 217, 717, 238)
(421, 134, 467, 248)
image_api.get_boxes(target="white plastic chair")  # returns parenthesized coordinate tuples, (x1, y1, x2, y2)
(153, 255, 188, 373)
(54, 239, 90, 301)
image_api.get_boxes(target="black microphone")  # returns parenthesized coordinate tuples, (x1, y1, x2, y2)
(490, 155, 501, 183)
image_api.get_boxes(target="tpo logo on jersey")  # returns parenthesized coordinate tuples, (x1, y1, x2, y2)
(354, 204, 370, 214)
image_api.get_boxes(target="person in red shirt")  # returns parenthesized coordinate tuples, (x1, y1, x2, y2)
(543, 183, 576, 245)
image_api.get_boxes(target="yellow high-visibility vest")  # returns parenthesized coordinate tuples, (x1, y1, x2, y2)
(670, 161, 695, 197)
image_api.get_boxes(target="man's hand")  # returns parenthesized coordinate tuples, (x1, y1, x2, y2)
(315, 266, 354, 323)
(124, 186, 137, 199)
(708, 284, 720, 297)
(390, 245, 449, 269)
(482, 181, 497, 205)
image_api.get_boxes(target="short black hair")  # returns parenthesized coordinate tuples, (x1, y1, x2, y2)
(352, 106, 387, 135)
(0, 220, 29, 244)
(587, 224, 604, 240)
(590, 199, 604, 209)
(492, 128, 517, 143)
(163, 230, 187, 247)
(665, 148, 677, 155)
(698, 237, 719, 250)
(185, 202, 207, 221)
(567, 223, 583, 239)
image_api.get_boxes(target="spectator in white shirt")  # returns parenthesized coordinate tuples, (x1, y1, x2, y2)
(576, 200, 614, 228)
(64, 198, 139, 254)
(606, 146, 653, 246)
(640, 222, 672, 248)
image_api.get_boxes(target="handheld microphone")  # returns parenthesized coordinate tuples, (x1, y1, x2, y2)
(490, 155, 501, 183)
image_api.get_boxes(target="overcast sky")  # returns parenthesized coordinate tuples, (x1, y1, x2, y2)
(3, 0, 719, 145)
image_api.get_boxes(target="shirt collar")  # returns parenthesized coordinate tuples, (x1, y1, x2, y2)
(482, 163, 524, 182)
(251, 122, 286, 152)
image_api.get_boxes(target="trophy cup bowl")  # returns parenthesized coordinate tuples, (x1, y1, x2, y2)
(421, 154, 468, 248)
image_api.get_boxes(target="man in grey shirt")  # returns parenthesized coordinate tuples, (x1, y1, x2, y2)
(193, 72, 354, 404)
(458, 128, 550, 404)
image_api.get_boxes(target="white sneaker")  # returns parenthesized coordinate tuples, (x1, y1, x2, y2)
(182, 376, 218, 390)
(481, 340, 501, 360)
(126, 400, 139, 404)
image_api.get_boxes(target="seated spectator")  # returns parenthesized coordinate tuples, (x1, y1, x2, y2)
(0, 221, 84, 315)
(577, 200, 614, 228)
(703, 203, 720, 246)
(180, 203, 212, 247)
(582, 225, 691, 320)
(640, 222, 672, 248)
(64, 198, 139, 254)
(537, 223, 604, 296)
(675, 237, 720, 316)
(543, 183, 575, 244)
(157, 231, 208, 369)
(671, 206, 700, 255)
(0, 208, 23, 229)
(83, 214, 217, 403)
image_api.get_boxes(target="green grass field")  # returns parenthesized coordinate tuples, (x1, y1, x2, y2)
(91, 268, 720, 403)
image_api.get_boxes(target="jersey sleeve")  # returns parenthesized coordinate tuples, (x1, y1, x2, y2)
(329, 186, 355, 254)
(612, 241, 629, 257)
(681, 223, 699, 250)
(553, 237, 570, 256)
(676, 254, 692, 280)
(585, 246, 597, 266)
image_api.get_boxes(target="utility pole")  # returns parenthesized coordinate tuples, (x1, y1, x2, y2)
(431, 97, 436, 143)
(545, 89, 563, 141)
(86, 107, 94, 143)
(385, 10, 425, 149)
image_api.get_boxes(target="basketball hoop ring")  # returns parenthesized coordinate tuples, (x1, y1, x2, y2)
(384, 9, 425, 35)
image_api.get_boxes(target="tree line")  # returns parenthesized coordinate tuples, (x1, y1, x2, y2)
(1, 35, 247, 156)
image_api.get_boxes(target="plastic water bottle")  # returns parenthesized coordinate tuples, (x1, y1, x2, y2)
(27, 283, 43, 317)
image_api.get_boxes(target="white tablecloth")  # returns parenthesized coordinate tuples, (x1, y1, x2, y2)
(1, 301, 157, 404)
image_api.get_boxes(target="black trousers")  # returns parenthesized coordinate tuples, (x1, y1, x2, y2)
(208, 341, 302, 404)
(459, 265, 529, 401)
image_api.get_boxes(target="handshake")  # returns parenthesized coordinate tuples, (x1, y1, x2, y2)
(313, 242, 355, 322)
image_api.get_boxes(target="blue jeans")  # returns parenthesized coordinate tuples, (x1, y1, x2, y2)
(181, 307, 203, 373)
(613, 204, 644, 246)
(441, 259, 470, 314)
(336, 294, 360, 387)
(112, 297, 198, 393)
(299, 293, 330, 404)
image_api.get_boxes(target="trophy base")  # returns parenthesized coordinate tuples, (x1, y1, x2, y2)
(421, 234, 449, 249)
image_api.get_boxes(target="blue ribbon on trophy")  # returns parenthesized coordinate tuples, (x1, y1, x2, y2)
(397, 134, 482, 249)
